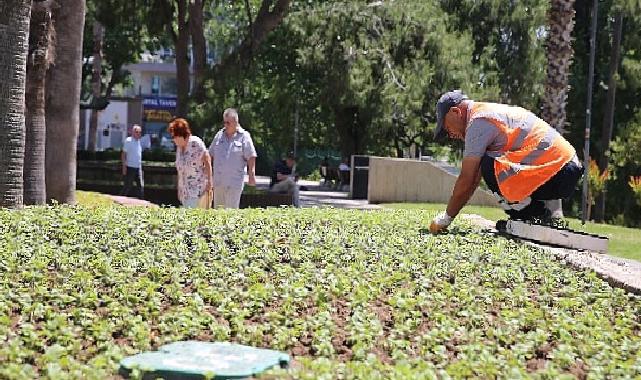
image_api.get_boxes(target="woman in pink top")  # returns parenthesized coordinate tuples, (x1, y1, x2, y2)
(168, 118, 213, 208)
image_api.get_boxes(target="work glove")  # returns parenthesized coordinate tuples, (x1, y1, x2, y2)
(429, 212, 453, 234)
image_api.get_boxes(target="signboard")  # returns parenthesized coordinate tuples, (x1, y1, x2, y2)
(143, 97, 176, 123)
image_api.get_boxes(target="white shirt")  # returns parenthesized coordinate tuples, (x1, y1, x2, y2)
(123, 137, 142, 168)
(208, 126, 257, 189)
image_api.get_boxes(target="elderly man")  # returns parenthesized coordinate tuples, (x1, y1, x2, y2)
(121, 124, 144, 199)
(269, 151, 300, 207)
(429, 90, 583, 234)
(208, 108, 257, 209)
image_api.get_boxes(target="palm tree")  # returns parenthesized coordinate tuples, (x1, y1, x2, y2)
(541, 0, 576, 218)
(541, 0, 576, 134)
(24, 1, 55, 205)
(45, 0, 86, 204)
(0, 0, 32, 208)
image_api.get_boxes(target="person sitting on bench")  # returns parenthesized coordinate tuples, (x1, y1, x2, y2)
(269, 151, 300, 207)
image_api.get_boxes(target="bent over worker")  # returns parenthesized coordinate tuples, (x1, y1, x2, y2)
(429, 90, 584, 234)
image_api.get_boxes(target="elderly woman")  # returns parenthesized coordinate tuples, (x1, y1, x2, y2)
(168, 118, 213, 208)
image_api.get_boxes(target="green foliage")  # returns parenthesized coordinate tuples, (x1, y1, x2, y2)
(562, 1, 641, 224)
(1, 206, 641, 378)
(192, 0, 553, 163)
(440, 0, 548, 109)
(82, 0, 153, 100)
(75, 191, 116, 207)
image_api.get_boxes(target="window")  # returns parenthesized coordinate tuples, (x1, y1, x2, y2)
(161, 77, 178, 96)
(151, 75, 160, 95)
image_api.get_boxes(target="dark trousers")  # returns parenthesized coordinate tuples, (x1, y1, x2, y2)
(480, 155, 583, 220)
(121, 167, 144, 199)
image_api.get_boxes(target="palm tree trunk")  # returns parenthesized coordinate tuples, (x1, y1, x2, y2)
(45, 0, 86, 204)
(541, 0, 576, 134)
(24, 1, 54, 205)
(594, 12, 624, 222)
(88, 19, 103, 152)
(0, 0, 31, 208)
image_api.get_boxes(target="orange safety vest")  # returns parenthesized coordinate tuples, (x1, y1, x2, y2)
(468, 102, 576, 202)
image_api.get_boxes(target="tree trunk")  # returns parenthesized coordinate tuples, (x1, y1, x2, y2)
(174, 0, 190, 118)
(45, 0, 85, 204)
(541, 0, 576, 134)
(213, 0, 291, 88)
(189, 0, 207, 104)
(24, 1, 54, 205)
(334, 106, 368, 159)
(88, 19, 103, 152)
(0, 0, 31, 208)
(594, 11, 623, 222)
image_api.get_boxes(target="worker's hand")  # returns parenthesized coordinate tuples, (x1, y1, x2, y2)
(429, 212, 453, 234)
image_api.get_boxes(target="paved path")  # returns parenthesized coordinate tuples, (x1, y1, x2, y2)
(253, 176, 382, 210)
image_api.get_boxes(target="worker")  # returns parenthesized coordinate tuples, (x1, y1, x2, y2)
(429, 90, 584, 234)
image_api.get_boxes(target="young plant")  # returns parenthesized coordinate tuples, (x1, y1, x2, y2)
(628, 175, 641, 207)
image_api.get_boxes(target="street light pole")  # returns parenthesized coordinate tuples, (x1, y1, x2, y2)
(294, 102, 299, 158)
(582, 0, 598, 225)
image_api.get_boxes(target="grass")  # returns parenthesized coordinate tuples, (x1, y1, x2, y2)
(384, 202, 641, 262)
(75, 190, 116, 207)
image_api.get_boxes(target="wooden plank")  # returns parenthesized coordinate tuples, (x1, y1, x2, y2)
(505, 220, 609, 254)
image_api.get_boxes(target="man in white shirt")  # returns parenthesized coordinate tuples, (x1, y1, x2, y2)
(208, 108, 257, 208)
(121, 124, 144, 199)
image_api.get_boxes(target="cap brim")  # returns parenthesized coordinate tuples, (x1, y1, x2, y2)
(434, 118, 447, 141)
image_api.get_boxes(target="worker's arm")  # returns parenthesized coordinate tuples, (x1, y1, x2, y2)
(430, 156, 482, 233)
(446, 156, 482, 217)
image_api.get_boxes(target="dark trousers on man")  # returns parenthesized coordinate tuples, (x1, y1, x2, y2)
(480, 155, 583, 220)
(121, 166, 144, 199)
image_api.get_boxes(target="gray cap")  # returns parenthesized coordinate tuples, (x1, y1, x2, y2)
(434, 90, 468, 140)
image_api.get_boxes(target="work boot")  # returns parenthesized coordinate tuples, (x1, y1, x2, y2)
(544, 199, 564, 219)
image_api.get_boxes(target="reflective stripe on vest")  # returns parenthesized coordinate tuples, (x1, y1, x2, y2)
(468, 102, 575, 202)
(496, 126, 561, 184)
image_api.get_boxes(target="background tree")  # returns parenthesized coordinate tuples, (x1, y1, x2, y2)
(24, 0, 55, 205)
(81, 0, 152, 151)
(565, 0, 641, 224)
(594, 10, 623, 221)
(86, 17, 103, 152)
(45, 0, 86, 204)
(441, 0, 548, 110)
(0, 0, 31, 208)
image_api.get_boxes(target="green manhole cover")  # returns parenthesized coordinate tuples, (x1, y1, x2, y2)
(119, 341, 290, 379)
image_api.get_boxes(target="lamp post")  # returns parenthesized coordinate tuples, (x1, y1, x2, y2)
(582, 0, 598, 225)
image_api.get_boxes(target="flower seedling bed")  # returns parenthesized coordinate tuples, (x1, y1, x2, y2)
(0, 206, 639, 379)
